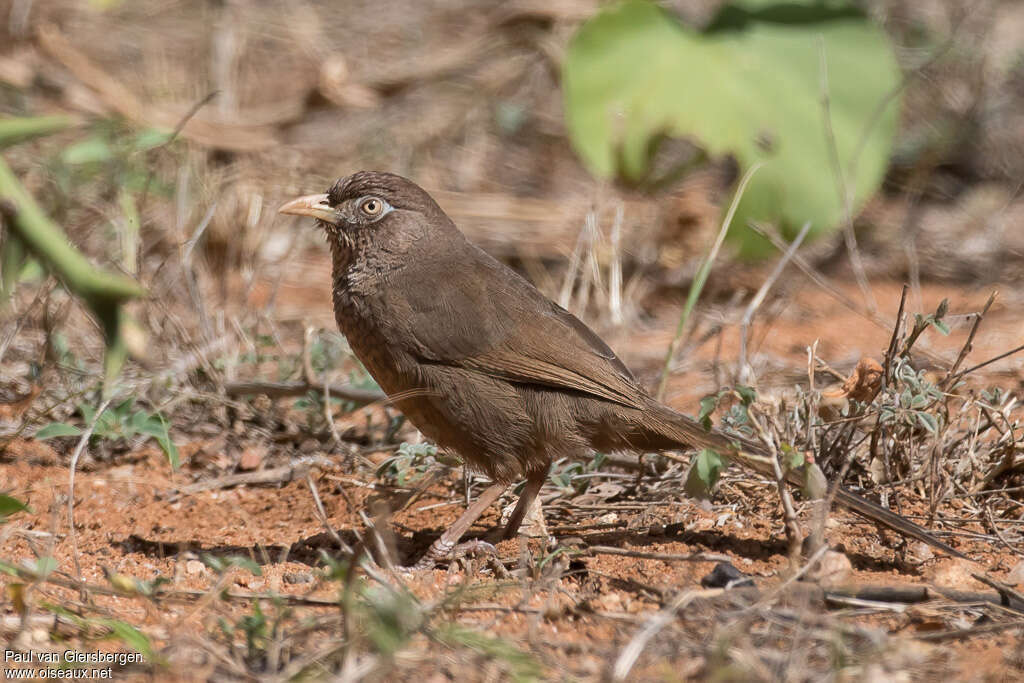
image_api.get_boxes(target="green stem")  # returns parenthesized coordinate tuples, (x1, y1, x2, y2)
(0, 115, 77, 150)
(0, 156, 145, 306)
(655, 162, 764, 401)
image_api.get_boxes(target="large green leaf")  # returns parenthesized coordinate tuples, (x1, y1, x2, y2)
(563, 0, 900, 257)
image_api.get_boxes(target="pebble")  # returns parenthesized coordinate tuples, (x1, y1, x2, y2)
(283, 571, 314, 584)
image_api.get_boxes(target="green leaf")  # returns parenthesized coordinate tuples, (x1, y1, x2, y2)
(133, 127, 172, 150)
(917, 411, 938, 435)
(0, 494, 29, 518)
(21, 556, 56, 579)
(734, 385, 757, 406)
(35, 422, 82, 439)
(563, 0, 900, 257)
(128, 409, 151, 434)
(782, 444, 805, 470)
(685, 448, 725, 499)
(137, 413, 179, 469)
(96, 619, 155, 661)
(61, 135, 114, 165)
(78, 402, 96, 426)
(201, 553, 262, 576)
(698, 395, 717, 431)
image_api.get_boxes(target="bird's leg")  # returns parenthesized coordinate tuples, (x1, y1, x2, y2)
(501, 470, 547, 540)
(409, 482, 507, 570)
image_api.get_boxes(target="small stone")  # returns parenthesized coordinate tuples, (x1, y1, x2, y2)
(185, 560, 205, 576)
(596, 512, 619, 525)
(1007, 560, 1024, 586)
(701, 562, 754, 588)
(500, 496, 548, 539)
(925, 558, 983, 589)
(299, 438, 320, 454)
(283, 571, 314, 585)
(238, 446, 265, 471)
(910, 541, 935, 563)
(807, 550, 852, 587)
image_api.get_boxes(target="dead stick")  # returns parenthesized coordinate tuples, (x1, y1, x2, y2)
(223, 380, 384, 404)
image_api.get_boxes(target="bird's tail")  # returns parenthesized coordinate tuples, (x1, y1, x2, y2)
(641, 401, 969, 560)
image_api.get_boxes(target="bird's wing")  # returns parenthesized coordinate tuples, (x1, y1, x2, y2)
(394, 245, 646, 410)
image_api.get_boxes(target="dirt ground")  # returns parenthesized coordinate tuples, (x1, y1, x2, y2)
(3, 273, 1024, 681)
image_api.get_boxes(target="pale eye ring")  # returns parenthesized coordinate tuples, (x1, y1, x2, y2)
(358, 197, 385, 217)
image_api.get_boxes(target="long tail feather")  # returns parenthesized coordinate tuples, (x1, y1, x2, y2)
(643, 402, 969, 560)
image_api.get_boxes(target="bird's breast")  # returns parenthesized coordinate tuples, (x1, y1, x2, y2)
(331, 276, 415, 398)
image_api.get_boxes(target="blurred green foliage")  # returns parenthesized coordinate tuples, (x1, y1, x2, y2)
(35, 397, 179, 469)
(563, 0, 901, 257)
(0, 115, 151, 386)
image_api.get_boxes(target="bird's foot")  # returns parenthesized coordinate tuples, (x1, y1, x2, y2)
(402, 538, 498, 572)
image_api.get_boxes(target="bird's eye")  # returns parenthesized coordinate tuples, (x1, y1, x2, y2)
(358, 197, 385, 217)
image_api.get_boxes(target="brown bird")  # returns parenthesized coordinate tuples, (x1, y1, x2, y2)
(280, 171, 966, 568)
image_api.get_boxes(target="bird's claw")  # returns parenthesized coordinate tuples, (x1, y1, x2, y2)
(403, 539, 498, 572)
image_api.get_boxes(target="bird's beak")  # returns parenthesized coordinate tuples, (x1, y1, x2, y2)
(278, 193, 340, 225)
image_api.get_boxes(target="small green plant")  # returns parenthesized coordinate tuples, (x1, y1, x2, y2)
(1, 115, 149, 384)
(376, 442, 439, 486)
(201, 553, 262, 576)
(0, 494, 29, 523)
(687, 385, 758, 497)
(547, 451, 607, 494)
(35, 398, 179, 468)
(878, 359, 944, 437)
(42, 604, 157, 664)
(0, 555, 57, 580)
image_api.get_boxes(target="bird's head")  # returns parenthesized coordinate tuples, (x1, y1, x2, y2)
(279, 171, 452, 260)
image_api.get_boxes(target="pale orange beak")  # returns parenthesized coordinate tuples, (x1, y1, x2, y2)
(278, 193, 340, 224)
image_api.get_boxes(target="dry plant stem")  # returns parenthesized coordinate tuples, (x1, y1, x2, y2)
(302, 325, 344, 449)
(180, 201, 217, 341)
(882, 284, 908, 386)
(0, 278, 52, 366)
(983, 505, 1022, 557)
(749, 407, 801, 563)
(67, 396, 112, 593)
(656, 162, 764, 400)
(750, 544, 829, 613)
(738, 220, 812, 384)
(608, 202, 624, 325)
(557, 212, 588, 309)
(223, 380, 384, 405)
(871, 284, 908, 469)
(171, 456, 332, 497)
(136, 90, 217, 224)
(917, 620, 1024, 642)
(972, 572, 1024, 610)
(612, 588, 722, 681)
(359, 510, 396, 572)
(748, 225, 949, 368)
(818, 40, 876, 314)
(952, 343, 1024, 385)
(306, 473, 353, 556)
